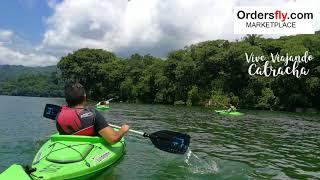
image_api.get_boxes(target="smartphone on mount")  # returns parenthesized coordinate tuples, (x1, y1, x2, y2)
(43, 104, 61, 120)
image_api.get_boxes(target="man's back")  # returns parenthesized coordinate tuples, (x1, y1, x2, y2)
(56, 106, 108, 136)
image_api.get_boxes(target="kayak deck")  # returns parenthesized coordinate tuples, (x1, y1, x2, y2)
(96, 105, 110, 110)
(215, 110, 244, 116)
(0, 164, 31, 180)
(30, 133, 125, 180)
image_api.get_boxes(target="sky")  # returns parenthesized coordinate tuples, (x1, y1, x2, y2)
(0, 0, 319, 66)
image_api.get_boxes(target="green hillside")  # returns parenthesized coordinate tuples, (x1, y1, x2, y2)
(0, 65, 57, 82)
(0, 65, 63, 97)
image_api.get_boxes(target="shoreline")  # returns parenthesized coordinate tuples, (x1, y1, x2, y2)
(0, 94, 318, 114)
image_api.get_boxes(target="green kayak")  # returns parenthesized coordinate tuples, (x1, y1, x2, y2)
(1, 133, 125, 180)
(96, 104, 110, 110)
(215, 110, 244, 116)
(0, 164, 31, 180)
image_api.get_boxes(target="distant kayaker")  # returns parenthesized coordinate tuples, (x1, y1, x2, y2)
(98, 101, 109, 106)
(56, 82, 129, 144)
(226, 105, 237, 112)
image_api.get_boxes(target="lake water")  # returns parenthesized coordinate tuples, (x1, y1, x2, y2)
(0, 96, 319, 179)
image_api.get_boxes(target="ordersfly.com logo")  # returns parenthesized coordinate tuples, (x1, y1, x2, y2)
(233, 6, 316, 34)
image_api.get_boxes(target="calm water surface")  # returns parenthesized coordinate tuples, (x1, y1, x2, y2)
(0, 96, 319, 179)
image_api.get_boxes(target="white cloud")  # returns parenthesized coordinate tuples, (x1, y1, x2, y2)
(0, 45, 57, 66)
(41, 0, 238, 57)
(0, 46, 58, 67)
(0, 29, 13, 42)
(0, 30, 58, 66)
(1, 0, 320, 66)
(40, 0, 320, 58)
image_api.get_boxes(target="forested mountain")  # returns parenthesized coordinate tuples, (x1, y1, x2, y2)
(0, 65, 63, 97)
(0, 65, 56, 82)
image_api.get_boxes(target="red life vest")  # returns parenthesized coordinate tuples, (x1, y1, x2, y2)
(56, 106, 96, 136)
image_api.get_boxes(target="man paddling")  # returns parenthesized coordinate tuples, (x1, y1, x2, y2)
(226, 105, 237, 112)
(56, 82, 129, 144)
(226, 99, 238, 112)
(97, 101, 109, 106)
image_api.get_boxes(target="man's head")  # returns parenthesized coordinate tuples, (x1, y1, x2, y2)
(64, 82, 86, 107)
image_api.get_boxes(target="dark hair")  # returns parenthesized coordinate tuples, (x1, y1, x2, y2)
(64, 82, 86, 107)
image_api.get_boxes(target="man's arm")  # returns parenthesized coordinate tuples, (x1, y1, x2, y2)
(98, 125, 129, 144)
(92, 108, 129, 144)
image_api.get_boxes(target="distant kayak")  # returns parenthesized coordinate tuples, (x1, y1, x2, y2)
(0, 133, 125, 180)
(96, 104, 110, 110)
(215, 110, 244, 116)
(96, 99, 112, 111)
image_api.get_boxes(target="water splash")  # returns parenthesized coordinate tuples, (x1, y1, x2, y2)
(184, 149, 219, 174)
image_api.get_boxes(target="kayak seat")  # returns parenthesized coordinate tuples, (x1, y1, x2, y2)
(46, 142, 94, 164)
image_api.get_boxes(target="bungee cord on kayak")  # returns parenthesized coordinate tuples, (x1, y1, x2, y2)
(29, 134, 126, 179)
(32, 142, 94, 167)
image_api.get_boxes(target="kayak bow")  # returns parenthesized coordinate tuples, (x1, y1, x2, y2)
(95, 104, 110, 110)
(30, 133, 125, 180)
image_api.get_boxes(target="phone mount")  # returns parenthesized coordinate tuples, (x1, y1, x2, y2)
(43, 104, 61, 120)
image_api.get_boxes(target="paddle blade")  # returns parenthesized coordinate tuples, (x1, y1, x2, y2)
(43, 104, 61, 120)
(149, 130, 190, 154)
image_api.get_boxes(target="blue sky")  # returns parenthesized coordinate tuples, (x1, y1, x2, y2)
(0, 0, 319, 66)
(0, 0, 54, 43)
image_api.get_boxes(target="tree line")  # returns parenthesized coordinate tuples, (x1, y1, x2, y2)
(1, 34, 319, 111)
